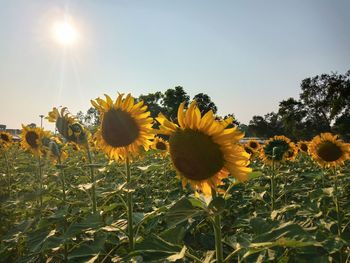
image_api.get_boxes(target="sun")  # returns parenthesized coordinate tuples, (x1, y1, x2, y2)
(53, 20, 78, 46)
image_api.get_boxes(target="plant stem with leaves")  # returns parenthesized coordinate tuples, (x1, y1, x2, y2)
(86, 144, 97, 214)
(270, 147, 277, 211)
(333, 168, 341, 236)
(125, 157, 134, 250)
(211, 192, 224, 263)
(4, 150, 11, 195)
(57, 157, 68, 263)
(38, 155, 43, 214)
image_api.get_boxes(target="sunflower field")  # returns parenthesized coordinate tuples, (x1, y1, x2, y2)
(1, 93, 350, 263)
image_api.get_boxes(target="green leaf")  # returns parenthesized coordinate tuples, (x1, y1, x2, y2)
(208, 196, 225, 214)
(165, 197, 206, 228)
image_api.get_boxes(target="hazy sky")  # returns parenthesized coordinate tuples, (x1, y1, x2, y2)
(1, 0, 349, 130)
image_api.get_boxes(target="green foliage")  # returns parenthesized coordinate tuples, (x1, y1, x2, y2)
(1, 144, 350, 262)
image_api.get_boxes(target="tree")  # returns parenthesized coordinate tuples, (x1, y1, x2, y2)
(248, 113, 283, 139)
(247, 70, 350, 140)
(278, 98, 306, 140)
(193, 93, 218, 115)
(333, 113, 350, 141)
(85, 107, 100, 126)
(248, 115, 270, 138)
(299, 71, 350, 131)
(162, 86, 190, 121)
(138, 92, 164, 118)
(76, 107, 100, 133)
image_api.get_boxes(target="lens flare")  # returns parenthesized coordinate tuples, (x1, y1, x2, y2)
(53, 21, 78, 46)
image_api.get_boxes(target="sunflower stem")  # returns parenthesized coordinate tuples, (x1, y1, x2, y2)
(333, 168, 344, 263)
(213, 214, 224, 263)
(270, 147, 277, 211)
(125, 157, 134, 250)
(57, 157, 68, 263)
(38, 155, 43, 215)
(212, 191, 223, 263)
(86, 144, 97, 214)
(333, 168, 341, 236)
(4, 151, 11, 196)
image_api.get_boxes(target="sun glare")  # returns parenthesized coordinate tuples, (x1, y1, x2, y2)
(53, 21, 78, 46)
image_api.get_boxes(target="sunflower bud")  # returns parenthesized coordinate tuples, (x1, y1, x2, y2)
(49, 141, 60, 158)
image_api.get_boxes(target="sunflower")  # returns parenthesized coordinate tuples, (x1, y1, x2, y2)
(21, 125, 50, 156)
(244, 145, 254, 157)
(285, 142, 298, 162)
(0, 131, 13, 149)
(48, 137, 68, 164)
(156, 101, 251, 196)
(47, 107, 88, 144)
(297, 141, 309, 153)
(47, 107, 75, 137)
(260, 135, 295, 165)
(151, 136, 169, 157)
(247, 139, 260, 152)
(308, 133, 350, 168)
(91, 93, 154, 160)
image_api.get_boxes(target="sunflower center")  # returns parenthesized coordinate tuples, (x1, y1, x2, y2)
(25, 131, 39, 148)
(169, 129, 224, 181)
(245, 146, 254, 155)
(1, 134, 9, 142)
(286, 150, 294, 158)
(156, 141, 167, 150)
(250, 142, 258, 149)
(317, 141, 343, 162)
(102, 109, 140, 147)
(264, 139, 290, 161)
(300, 144, 308, 152)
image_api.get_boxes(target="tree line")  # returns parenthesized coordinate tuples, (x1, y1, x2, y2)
(77, 70, 350, 141)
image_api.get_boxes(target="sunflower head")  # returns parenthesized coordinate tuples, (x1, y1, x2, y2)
(151, 136, 169, 157)
(244, 145, 254, 156)
(21, 125, 51, 156)
(285, 143, 298, 162)
(48, 139, 68, 164)
(68, 122, 89, 145)
(91, 93, 154, 160)
(309, 133, 350, 168)
(0, 131, 13, 149)
(47, 107, 75, 137)
(157, 101, 251, 196)
(260, 135, 295, 164)
(247, 139, 260, 151)
(298, 141, 309, 153)
(47, 107, 88, 145)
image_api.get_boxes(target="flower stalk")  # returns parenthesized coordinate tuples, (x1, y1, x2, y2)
(4, 151, 11, 195)
(213, 213, 223, 263)
(38, 155, 43, 213)
(125, 157, 134, 250)
(57, 157, 68, 263)
(86, 144, 97, 214)
(270, 147, 277, 211)
(212, 191, 223, 263)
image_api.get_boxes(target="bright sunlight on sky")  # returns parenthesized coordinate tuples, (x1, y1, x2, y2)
(0, 0, 349, 130)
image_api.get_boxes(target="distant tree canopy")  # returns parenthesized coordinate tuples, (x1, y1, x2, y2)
(248, 70, 350, 140)
(138, 86, 224, 124)
(74, 70, 350, 141)
(77, 86, 228, 131)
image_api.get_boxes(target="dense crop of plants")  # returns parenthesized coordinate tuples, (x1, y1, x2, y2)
(1, 94, 350, 263)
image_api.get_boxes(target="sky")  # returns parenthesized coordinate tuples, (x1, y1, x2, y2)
(0, 0, 349, 130)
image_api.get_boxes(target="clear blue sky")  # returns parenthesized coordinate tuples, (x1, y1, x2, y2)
(1, 0, 349, 130)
